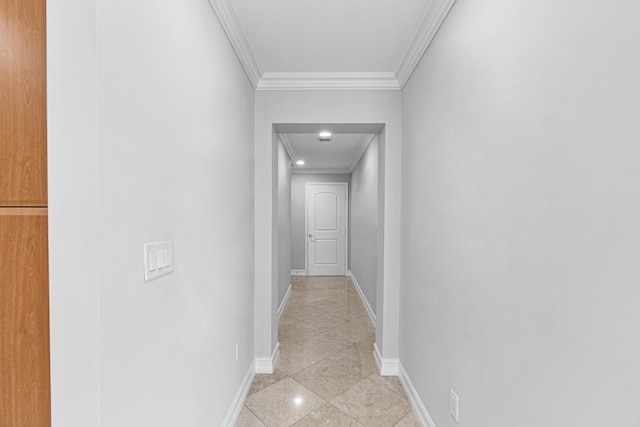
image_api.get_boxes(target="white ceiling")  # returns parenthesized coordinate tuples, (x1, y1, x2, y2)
(208, 0, 457, 90)
(207, 0, 456, 171)
(231, 0, 429, 73)
(276, 124, 384, 174)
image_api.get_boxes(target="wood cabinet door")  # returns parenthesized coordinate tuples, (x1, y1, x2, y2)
(0, 209, 51, 426)
(0, 0, 48, 206)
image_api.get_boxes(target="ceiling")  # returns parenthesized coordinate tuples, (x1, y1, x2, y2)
(208, 0, 457, 90)
(275, 124, 384, 174)
(231, 0, 428, 73)
(207, 0, 456, 171)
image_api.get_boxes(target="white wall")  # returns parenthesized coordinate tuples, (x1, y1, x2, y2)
(290, 174, 351, 272)
(48, 0, 100, 424)
(277, 141, 292, 308)
(48, 0, 256, 425)
(255, 90, 403, 369)
(349, 137, 379, 316)
(401, 0, 640, 425)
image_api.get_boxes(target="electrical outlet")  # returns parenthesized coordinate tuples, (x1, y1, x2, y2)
(235, 340, 240, 362)
(450, 388, 459, 423)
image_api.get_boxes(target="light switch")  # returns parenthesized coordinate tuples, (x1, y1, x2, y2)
(157, 248, 165, 269)
(144, 241, 173, 282)
(164, 246, 172, 267)
(148, 247, 157, 271)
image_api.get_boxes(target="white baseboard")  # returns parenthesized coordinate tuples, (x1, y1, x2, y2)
(221, 363, 256, 427)
(255, 341, 280, 374)
(398, 362, 436, 427)
(373, 343, 399, 376)
(290, 269, 306, 276)
(278, 284, 292, 319)
(347, 270, 376, 327)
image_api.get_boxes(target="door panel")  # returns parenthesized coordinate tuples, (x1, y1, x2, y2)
(0, 0, 50, 424)
(315, 239, 338, 264)
(306, 183, 347, 276)
(0, 209, 50, 426)
(314, 193, 337, 230)
(0, 0, 48, 206)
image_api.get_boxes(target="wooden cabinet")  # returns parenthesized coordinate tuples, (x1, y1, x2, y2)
(0, 0, 48, 206)
(0, 0, 51, 425)
(0, 210, 50, 426)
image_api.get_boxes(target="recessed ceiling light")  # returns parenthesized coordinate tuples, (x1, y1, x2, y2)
(319, 131, 332, 138)
(296, 160, 305, 165)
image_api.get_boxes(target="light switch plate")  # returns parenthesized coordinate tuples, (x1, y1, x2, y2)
(144, 241, 173, 281)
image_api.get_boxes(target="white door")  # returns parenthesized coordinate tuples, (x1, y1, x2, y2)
(306, 183, 347, 276)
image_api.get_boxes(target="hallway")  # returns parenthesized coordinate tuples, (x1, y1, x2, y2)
(236, 276, 419, 426)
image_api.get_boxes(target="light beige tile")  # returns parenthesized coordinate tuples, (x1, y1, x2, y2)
(244, 378, 327, 427)
(330, 377, 411, 426)
(346, 304, 368, 317)
(278, 336, 298, 349)
(287, 294, 310, 306)
(279, 320, 325, 341)
(308, 313, 348, 331)
(329, 344, 378, 377)
(248, 369, 289, 396)
(349, 314, 374, 328)
(367, 374, 406, 397)
(304, 293, 333, 305)
(301, 331, 354, 359)
(276, 341, 326, 375)
(332, 321, 375, 343)
(292, 358, 365, 400)
(307, 276, 346, 287)
(325, 305, 349, 319)
(394, 410, 421, 426)
(309, 298, 347, 311)
(291, 403, 364, 427)
(291, 277, 307, 287)
(235, 406, 266, 427)
(328, 307, 369, 322)
(306, 287, 343, 297)
(284, 305, 326, 322)
(356, 335, 376, 352)
(278, 315, 297, 328)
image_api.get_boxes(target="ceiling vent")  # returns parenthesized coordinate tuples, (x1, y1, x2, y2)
(317, 136, 333, 143)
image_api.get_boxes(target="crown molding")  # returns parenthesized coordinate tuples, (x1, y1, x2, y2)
(279, 134, 296, 161)
(207, 0, 262, 88)
(257, 72, 401, 91)
(210, 0, 457, 91)
(395, 0, 458, 88)
(291, 167, 352, 175)
(348, 134, 377, 172)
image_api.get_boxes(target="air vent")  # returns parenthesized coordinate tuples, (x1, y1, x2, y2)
(317, 137, 333, 143)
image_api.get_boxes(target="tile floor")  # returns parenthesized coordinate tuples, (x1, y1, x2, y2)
(236, 276, 420, 426)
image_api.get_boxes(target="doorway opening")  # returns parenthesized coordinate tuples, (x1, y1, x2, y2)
(274, 123, 384, 336)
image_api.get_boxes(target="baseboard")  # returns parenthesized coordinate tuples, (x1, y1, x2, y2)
(290, 269, 306, 276)
(255, 341, 280, 374)
(373, 343, 399, 376)
(347, 270, 376, 327)
(278, 284, 292, 319)
(398, 362, 436, 427)
(221, 362, 256, 427)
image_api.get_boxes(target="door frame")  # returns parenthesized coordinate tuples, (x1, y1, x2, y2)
(254, 104, 402, 376)
(304, 182, 349, 276)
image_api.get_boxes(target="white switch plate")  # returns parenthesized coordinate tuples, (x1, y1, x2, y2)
(450, 388, 459, 423)
(144, 241, 173, 281)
